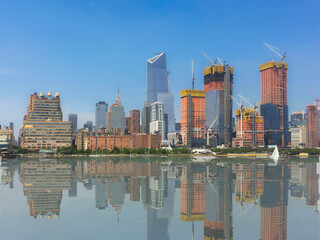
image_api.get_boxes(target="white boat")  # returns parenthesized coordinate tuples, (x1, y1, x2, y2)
(191, 149, 216, 155)
(270, 146, 279, 165)
(89, 154, 99, 158)
(192, 156, 215, 163)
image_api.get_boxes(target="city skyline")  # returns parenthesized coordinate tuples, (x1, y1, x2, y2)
(0, 1, 319, 135)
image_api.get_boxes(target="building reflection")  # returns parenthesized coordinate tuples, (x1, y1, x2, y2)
(20, 161, 72, 219)
(204, 163, 233, 240)
(11, 159, 319, 238)
(260, 164, 290, 240)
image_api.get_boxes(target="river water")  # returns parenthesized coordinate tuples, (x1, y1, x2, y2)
(0, 156, 319, 240)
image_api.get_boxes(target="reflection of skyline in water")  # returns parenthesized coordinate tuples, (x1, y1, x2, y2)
(1, 159, 319, 239)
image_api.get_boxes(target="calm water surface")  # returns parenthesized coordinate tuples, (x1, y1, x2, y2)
(0, 156, 319, 240)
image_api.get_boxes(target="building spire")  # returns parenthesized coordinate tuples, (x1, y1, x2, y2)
(115, 84, 122, 106)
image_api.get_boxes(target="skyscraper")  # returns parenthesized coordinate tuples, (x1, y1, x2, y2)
(306, 104, 319, 148)
(68, 113, 77, 132)
(147, 53, 175, 133)
(180, 89, 206, 147)
(142, 101, 152, 134)
(130, 109, 140, 134)
(260, 61, 290, 147)
(107, 89, 125, 132)
(204, 65, 233, 146)
(83, 121, 93, 132)
(150, 102, 166, 141)
(95, 101, 108, 130)
(21, 92, 72, 150)
(290, 111, 304, 128)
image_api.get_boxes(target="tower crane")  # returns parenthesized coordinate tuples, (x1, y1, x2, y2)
(216, 57, 224, 66)
(231, 95, 244, 138)
(192, 59, 195, 90)
(206, 116, 219, 146)
(201, 51, 215, 66)
(262, 41, 286, 62)
(307, 89, 320, 107)
(238, 95, 258, 109)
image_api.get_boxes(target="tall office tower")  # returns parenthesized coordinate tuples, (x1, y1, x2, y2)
(260, 164, 290, 240)
(68, 113, 77, 132)
(95, 101, 108, 130)
(107, 90, 125, 132)
(204, 164, 233, 240)
(233, 107, 265, 148)
(290, 111, 304, 127)
(150, 102, 166, 141)
(68, 178, 77, 197)
(180, 90, 205, 147)
(130, 109, 140, 134)
(21, 92, 72, 150)
(9, 122, 14, 130)
(147, 53, 175, 133)
(95, 180, 108, 210)
(83, 121, 93, 132)
(180, 163, 206, 238)
(204, 65, 233, 146)
(142, 101, 152, 134)
(21, 161, 72, 218)
(306, 104, 319, 147)
(260, 61, 289, 147)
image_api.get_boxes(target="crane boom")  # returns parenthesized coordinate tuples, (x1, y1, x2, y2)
(201, 51, 215, 66)
(262, 41, 286, 62)
(238, 95, 254, 108)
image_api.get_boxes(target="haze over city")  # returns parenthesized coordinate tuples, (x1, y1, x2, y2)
(0, 0, 319, 134)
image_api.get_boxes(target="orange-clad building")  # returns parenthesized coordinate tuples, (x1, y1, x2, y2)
(306, 104, 319, 148)
(180, 90, 206, 147)
(260, 61, 289, 147)
(233, 108, 265, 148)
(180, 163, 205, 222)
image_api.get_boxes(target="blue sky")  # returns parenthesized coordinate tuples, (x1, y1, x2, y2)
(0, 0, 319, 133)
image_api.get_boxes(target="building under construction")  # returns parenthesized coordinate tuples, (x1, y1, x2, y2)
(204, 65, 233, 147)
(306, 104, 319, 148)
(180, 89, 206, 147)
(260, 61, 290, 147)
(233, 107, 265, 148)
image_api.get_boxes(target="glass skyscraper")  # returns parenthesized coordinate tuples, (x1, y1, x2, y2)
(147, 53, 175, 133)
(68, 113, 77, 132)
(95, 101, 108, 130)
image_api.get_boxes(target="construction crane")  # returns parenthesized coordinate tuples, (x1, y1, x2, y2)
(206, 116, 219, 146)
(307, 89, 320, 107)
(216, 57, 224, 66)
(231, 96, 244, 138)
(192, 59, 195, 90)
(201, 51, 215, 66)
(262, 41, 286, 62)
(238, 95, 258, 109)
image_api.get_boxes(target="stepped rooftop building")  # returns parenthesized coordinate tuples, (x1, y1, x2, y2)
(204, 65, 233, 147)
(21, 92, 72, 150)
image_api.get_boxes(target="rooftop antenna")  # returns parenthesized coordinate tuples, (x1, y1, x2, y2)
(192, 59, 195, 90)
